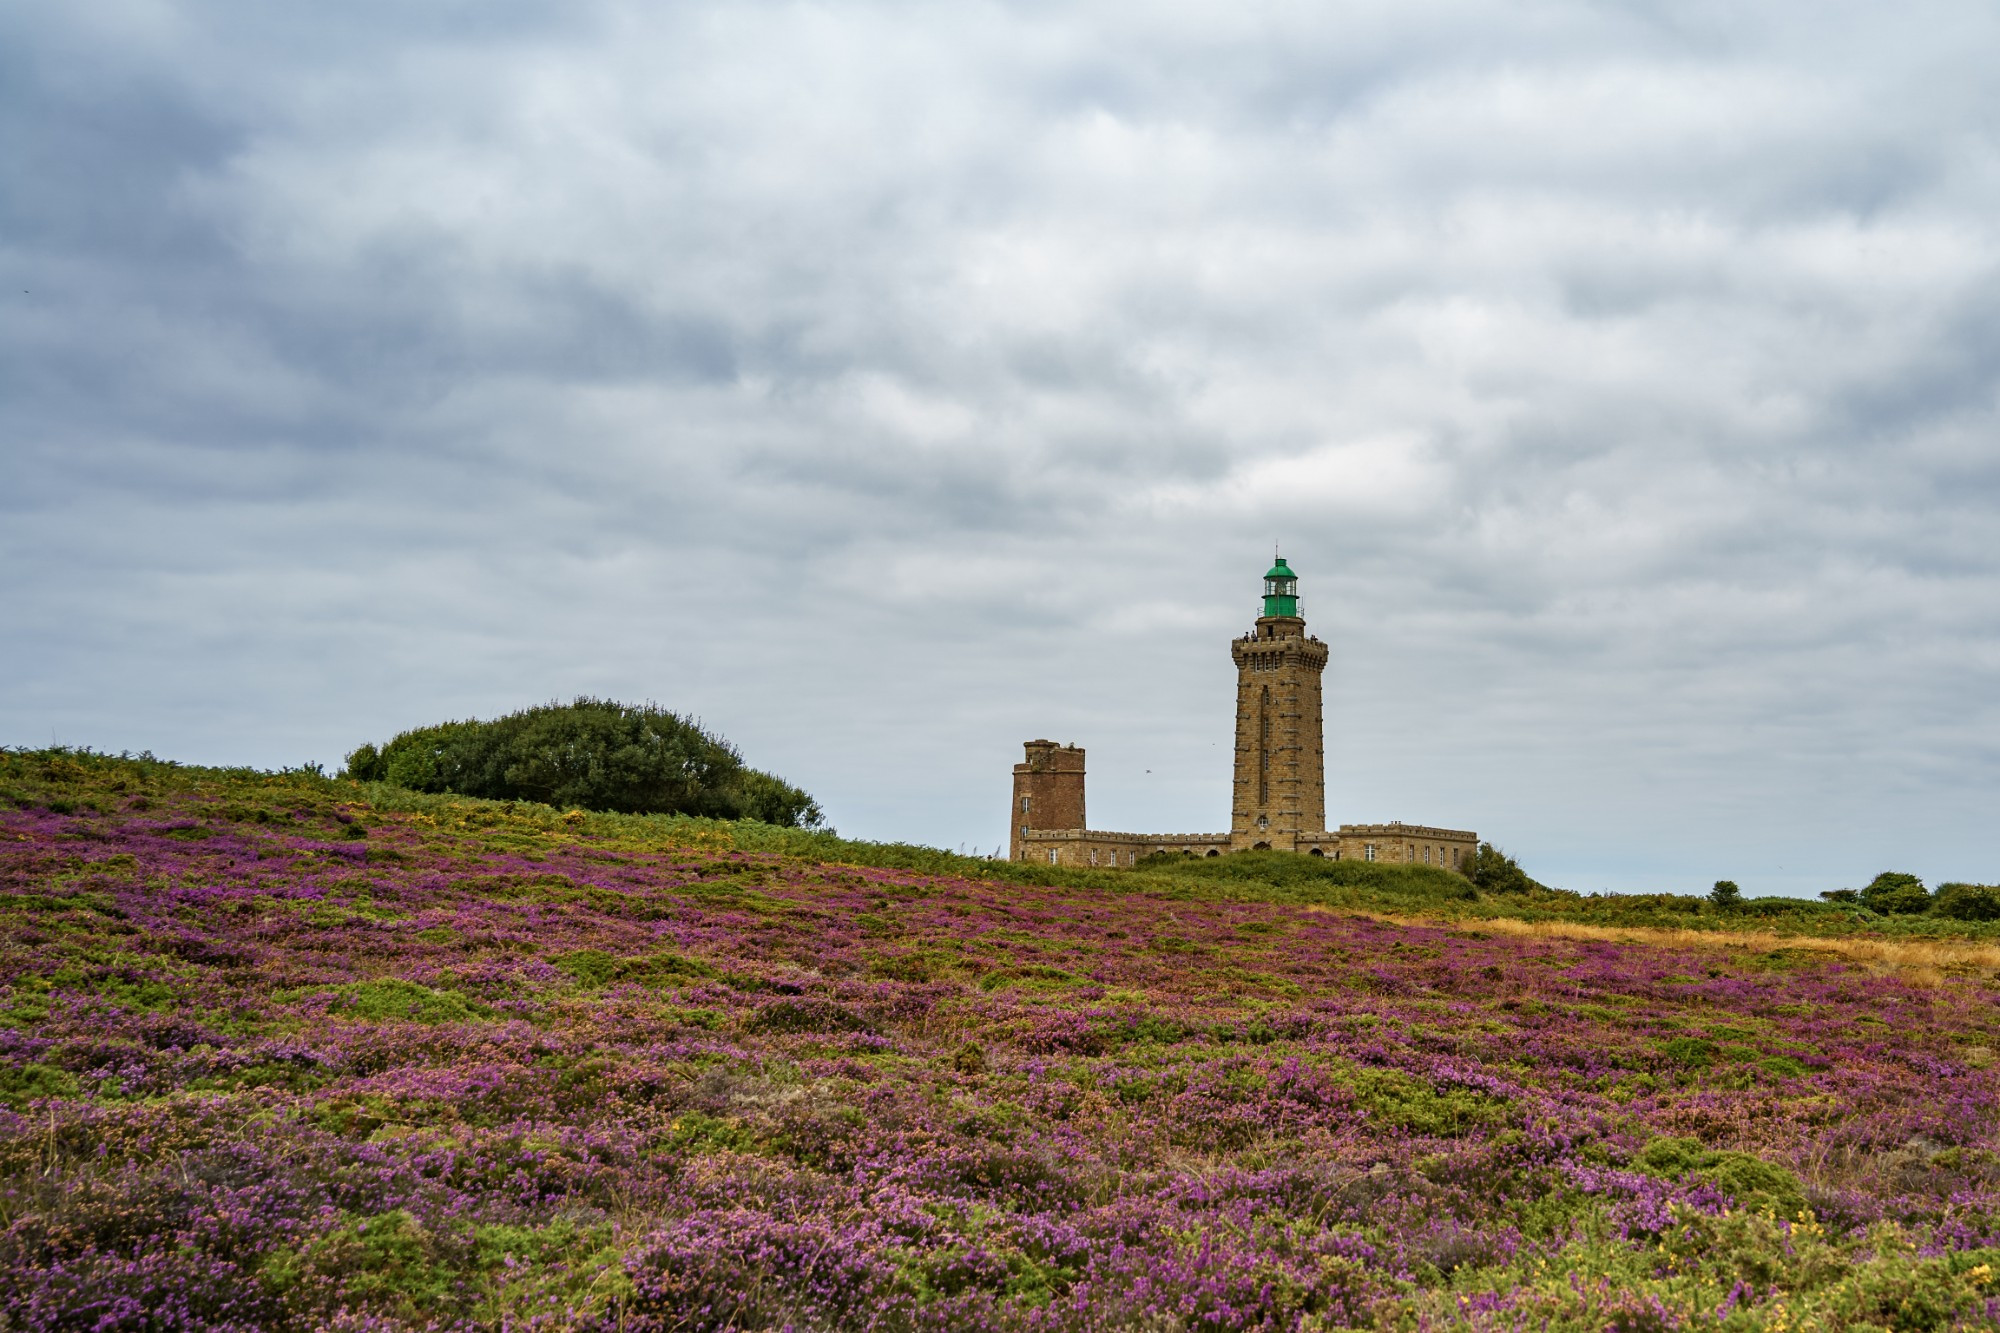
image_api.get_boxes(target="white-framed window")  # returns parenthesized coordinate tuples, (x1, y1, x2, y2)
(1020, 795, 1031, 812)
(1364, 843, 1377, 862)
(1048, 849, 1059, 865)
(1021, 824, 1029, 838)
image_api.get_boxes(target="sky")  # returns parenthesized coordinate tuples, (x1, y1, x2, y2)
(5, 0, 1999, 897)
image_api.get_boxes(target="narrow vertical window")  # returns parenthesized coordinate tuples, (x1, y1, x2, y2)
(1258, 685, 1271, 805)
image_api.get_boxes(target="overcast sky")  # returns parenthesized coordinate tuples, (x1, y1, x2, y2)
(6, 0, 1999, 896)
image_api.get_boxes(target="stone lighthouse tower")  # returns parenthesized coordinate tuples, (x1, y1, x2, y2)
(1229, 557, 1329, 850)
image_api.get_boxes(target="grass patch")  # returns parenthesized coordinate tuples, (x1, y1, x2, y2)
(0, 1062, 80, 1109)
(551, 948, 718, 989)
(318, 978, 493, 1023)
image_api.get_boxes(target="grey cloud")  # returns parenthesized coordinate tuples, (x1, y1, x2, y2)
(5, 0, 2000, 894)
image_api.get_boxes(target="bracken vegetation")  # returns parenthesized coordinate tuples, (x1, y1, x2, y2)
(5, 748, 2000, 1330)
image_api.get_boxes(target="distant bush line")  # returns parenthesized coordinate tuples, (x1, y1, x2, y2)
(1817, 871, 2000, 922)
(341, 697, 825, 830)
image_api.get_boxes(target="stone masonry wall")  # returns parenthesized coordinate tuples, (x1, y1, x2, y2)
(1298, 824, 1479, 870)
(1229, 617, 1329, 851)
(1019, 828, 1230, 868)
(1009, 741, 1086, 862)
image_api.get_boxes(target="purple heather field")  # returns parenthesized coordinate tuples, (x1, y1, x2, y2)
(3, 753, 1999, 1330)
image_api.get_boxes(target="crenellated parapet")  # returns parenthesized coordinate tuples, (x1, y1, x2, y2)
(1298, 824, 1478, 870)
(1018, 826, 1231, 868)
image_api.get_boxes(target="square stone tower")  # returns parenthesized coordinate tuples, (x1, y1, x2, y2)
(1009, 740, 1086, 862)
(1229, 558, 1329, 850)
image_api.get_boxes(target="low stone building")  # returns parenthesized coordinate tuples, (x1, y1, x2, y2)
(1010, 558, 1477, 870)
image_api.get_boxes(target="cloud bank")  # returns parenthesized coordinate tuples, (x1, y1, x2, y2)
(5, 0, 1999, 894)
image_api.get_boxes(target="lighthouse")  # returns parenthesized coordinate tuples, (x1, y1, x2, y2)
(1228, 557, 1329, 851)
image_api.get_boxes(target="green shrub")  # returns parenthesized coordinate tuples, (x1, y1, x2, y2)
(1736, 895, 1843, 918)
(1858, 872, 1931, 915)
(263, 1210, 454, 1315)
(1634, 1136, 1806, 1215)
(664, 1109, 758, 1153)
(1818, 1245, 1997, 1331)
(329, 979, 491, 1023)
(1634, 1135, 1709, 1175)
(552, 949, 715, 989)
(1466, 843, 1538, 894)
(1709, 880, 1741, 908)
(1660, 1037, 1717, 1069)
(1933, 883, 2000, 922)
(552, 949, 622, 987)
(344, 698, 824, 829)
(1345, 1067, 1510, 1135)
(344, 742, 384, 781)
(0, 1062, 79, 1109)
(1702, 1150, 1807, 1216)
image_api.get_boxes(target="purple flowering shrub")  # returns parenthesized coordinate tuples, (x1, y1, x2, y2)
(4, 750, 2000, 1329)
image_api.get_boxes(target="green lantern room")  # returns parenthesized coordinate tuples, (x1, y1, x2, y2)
(1262, 557, 1300, 618)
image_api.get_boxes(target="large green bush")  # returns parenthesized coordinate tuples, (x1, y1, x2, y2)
(1465, 842, 1539, 895)
(343, 698, 825, 828)
(1857, 871, 1931, 916)
(1933, 882, 2000, 922)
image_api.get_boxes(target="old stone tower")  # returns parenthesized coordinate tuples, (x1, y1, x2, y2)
(1008, 740, 1086, 863)
(1229, 557, 1329, 851)
(1009, 555, 1478, 870)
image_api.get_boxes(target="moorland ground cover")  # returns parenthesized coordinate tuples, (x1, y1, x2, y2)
(4, 750, 2000, 1330)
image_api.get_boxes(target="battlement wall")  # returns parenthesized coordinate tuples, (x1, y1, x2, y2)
(1018, 827, 1229, 868)
(1297, 824, 1478, 870)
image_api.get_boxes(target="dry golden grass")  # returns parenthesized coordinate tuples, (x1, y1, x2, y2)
(1303, 907, 2000, 980)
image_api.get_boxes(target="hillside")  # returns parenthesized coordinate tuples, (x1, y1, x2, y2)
(5, 750, 2000, 1329)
